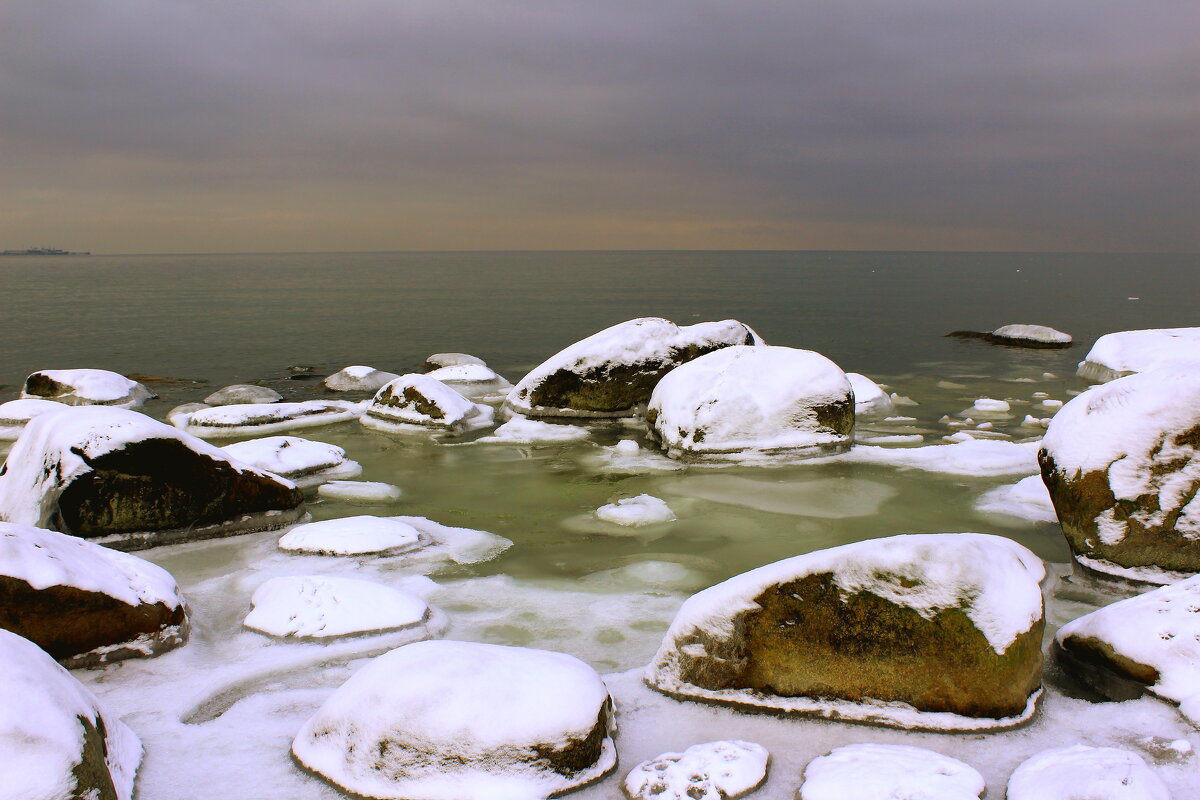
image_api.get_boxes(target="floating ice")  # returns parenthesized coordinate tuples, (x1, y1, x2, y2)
(244, 575, 429, 639)
(0, 397, 69, 440)
(203, 384, 282, 405)
(474, 414, 591, 444)
(817, 438, 1040, 477)
(20, 368, 153, 409)
(278, 515, 423, 556)
(323, 365, 401, 393)
(595, 494, 676, 527)
(177, 400, 363, 438)
(847, 372, 895, 418)
(624, 740, 769, 800)
(661, 475, 897, 519)
(1078, 328, 1200, 383)
(798, 743, 984, 800)
(975, 475, 1057, 524)
(316, 480, 403, 504)
(1005, 745, 1169, 800)
(969, 397, 1011, 414)
(221, 435, 362, 489)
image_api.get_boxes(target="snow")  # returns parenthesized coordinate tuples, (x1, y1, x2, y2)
(278, 515, 423, 556)
(221, 435, 362, 489)
(202, 384, 282, 405)
(1078, 328, 1200, 383)
(815, 438, 1040, 477)
(1005, 745, 1169, 800)
(177, 400, 363, 438)
(647, 345, 853, 460)
(624, 740, 769, 800)
(847, 373, 895, 417)
(991, 324, 1072, 345)
(661, 474, 897, 518)
(316, 480, 403, 504)
(20, 368, 153, 409)
(0, 628, 142, 800)
(291, 640, 617, 800)
(361, 374, 494, 433)
(971, 397, 1011, 413)
(595, 494, 677, 527)
(323, 365, 401, 392)
(244, 575, 429, 639)
(798, 743, 984, 800)
(975, 475, 1058, 524)
(474, 414, 591, 444)
(0, 396, 69, 439)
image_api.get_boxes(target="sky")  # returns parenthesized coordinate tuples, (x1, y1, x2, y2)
(2, 1, 1198, 253)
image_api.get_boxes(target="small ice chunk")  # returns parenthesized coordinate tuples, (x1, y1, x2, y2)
(279, 515, 423, 556)
(976, 421, 995, 430)
(1032, 391, 1049, 399)
(590, 439, 685, 473)
(624, 740, 769, 800)
(858, 434, 924, 445)
(203, 384, 282, 405)
(595, 495, 676, 527)
(971, 397, 1011, 413)
(1039, 398, 1063, 409)
(846, 372, 895, 417)
(323, 365, 401, 393)
(975, 475, 1057, 523)
(890, 393, 919, 406)
(244, 575, 429, 639)
(317, 480, 403, 504)
(475, 415, 591, 444)
(799, 743, 984, 800)
(221, 435, 361, 489)
(1006, 745, 1169, 800)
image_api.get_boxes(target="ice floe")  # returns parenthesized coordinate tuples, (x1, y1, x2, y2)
(624, 739, 769, 800)
(279, 514, 511, 565)
(474, 414, 591, 444)
(316, 480, 403, 504)
(595, 494, 676, 527)
(817, 438, 1041, 477)
(975, 475, 1057, 524)
(660, 474, 897, 518)
(20, 368, 153, 409)
(587, 439, 686, 473)
(203, 384, 282, 405)
(176, 400, 363, 438)
(798, 743, 984, 800)
(1005, 745, 1169, 800)
(244, 575, 430, 639)
(221, 435, 362, 489)
(322, 365, 401, 393)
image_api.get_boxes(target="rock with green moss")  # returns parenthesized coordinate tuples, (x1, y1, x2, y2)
(506, 317, 760, 418)
(645, 533, 1046, 730)
(1038, 367, 1200, 585)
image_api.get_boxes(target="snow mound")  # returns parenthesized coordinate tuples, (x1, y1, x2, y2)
(177, 400, 362, 438)
(1006, 745, 1169, 800)
(847, 373, 895, 417)
(20, 368, 153, 409)
(221, 435, 362, 489)
(475, 415, 591, 444)
(991, 324, 1072, 346)
(595, 495, 676, 527)
(424, 352, 487, 369)
(203, 384, 282, 405)
(361, 374, 494, 434)
(323, 365, 401, 393)
(799, 743, 984, 800)
(624, 740, 769, 800)
(316, 480, 403, 504)
(0, 397, 69, 440)
(975, 475, 1057, 523)
(292, 640, 617, 800)
(1078, 327, 1200, 383)
(279, 515, 423, 556)
(244, 575, 429, 639)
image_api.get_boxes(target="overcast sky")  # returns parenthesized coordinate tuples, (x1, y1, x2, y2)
(2, 1, 1197, 253)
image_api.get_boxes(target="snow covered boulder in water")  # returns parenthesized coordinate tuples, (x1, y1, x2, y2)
(846, 373, 894, 418)
(177, 400, 361, 438)
(423, 352, 487, 370)
(645, 533, 1045, 729)
(202, 384, 282, 405)
(624, 740, 769, 800)
(0, 397, 67, 440)
(0, 407, 304, 549)
(292, 640, 617, 799)
(0, 628, 142, 800)
(1006, 745, 1169, 800)
(798, 743, 984, 800)
(507, 317, 759, 418)
(221, 435, 362, 489)
(0, 522, 187, 667)
(1078, 327, 1200, 383)
(1038, 367, 1200, 584)
(20, 368, 153, 409)
(988, 324, 1072, 348)
(1054, 575, 1200, 724)
(425, 363, 513, 401)
(323, 365, 401, 393)
(361, 374, 493, 434)
(244, 575, 429, 639)
(647, 346, 854, 462)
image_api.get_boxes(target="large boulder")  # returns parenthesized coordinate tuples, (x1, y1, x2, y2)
(1077, 327, 1200, 383)
(1038, 367, 1200, 584)
(0, 406, 304, 549)
(20, 368, 154, 409)
(361, 374, 494, 435)
(0, 522, 188, 667)
(645, 533, 1045, 729)
(506, 317, 760, 418)
(292, 640, 617, 799)
(0, 628, 142, 800)
(646, 345, 854, 461)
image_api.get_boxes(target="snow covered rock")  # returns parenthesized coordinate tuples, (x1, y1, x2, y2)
(323, 365, 401, 393)
(244, 575, 429, 639)
(1078, 327, 1200, 383)
(1038, 367, 1200, 583)
(596, 495, 676, 527)
(624, 740, 769, 800)
(1054, 575, 1200, 723)
(1006, 745, 1169, 800)
(0, 397, 68, 440)
(292, 640, 617, 799)
(20, 368, 154, 409)
(221, 436, 362, 490)
(507, 317, 759, 418)
(645, 533, 1045, 729)
(176, 400, 362, 438)
(0, 407, 304, 549)
(798, 743, 984, 800)
(0, 629, 142, 800)
(425, 363, 513, 401)
(279, 515, 423, 556)
(647, 346, 854, 462)
(0, 522, 187, 667)
(846, 373, 894, 418)
(361, 374, 494, 435)
(988, 324, 1072, 348)
(423, 352, 487, 370)
(202, 384, 282, 405)
(316, 480, 403, 504)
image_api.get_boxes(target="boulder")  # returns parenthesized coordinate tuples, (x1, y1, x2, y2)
(947, 324, 1071, 349)
(244, 575, 429, 640)
(1077, 327, 1200, 383)
(360, 374, 494, 435)
(846, 373, 894, 417)
(1006, 745, 1169, 800)
(175, 400, 362, 439)
(278, 515, 424, 556)
(425, 363, 513, 401)
(0, 522, 188, 667)
(315, 480, 403, 504)
(624, 740, 769, 800)
(422, 352, 487, 370)
(202, 384, 282, 405)
(647, 346, 854, 462)
(0, 406, 304, 549)
(221, 435, 362, 489)
(645, 533, 1045, 729)
(506, 317, 760, 418)
(1038, 367, 1200, 584)
(0, 397, 67, 440)
(0, 628, 142, 800)
(20, 368, 153, 409)
(323, 365, 401, 393)
(798, 743, 984, 800)
(292, 640, 617, 799)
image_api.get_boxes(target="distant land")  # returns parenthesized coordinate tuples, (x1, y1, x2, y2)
(0, 247, 90, 255)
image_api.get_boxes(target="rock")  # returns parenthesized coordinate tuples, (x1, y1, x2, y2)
(946, 324, 1072, 349)
(278, 515, 424, 556)
(20, 368, 154, 409)
(176, 400, 362, 439)
(323, 365, 401, 393)
(0, 406, 304, 549)
(645, 533, 1045, 729)
(244, 575, 429, 639)
(220, 435, 362, 490)
(1078, 327, 1200, 383)
(360, 374, 494, 435)
(0, 628, 142, 800)
(647, 345, 854, 462)
(316, 480, 403, 504)
(624, 740, 769, 800)
(423, 352, 487, 370)
(0, 522, 188, 667)
(595, 495, 676, 527)
(1038, 367, 1200, 584)
(1054, 575, 1200, 724)
(507, 317, 760, 418)
(1006, 745, 1170, 800)
(798, 743, 984, 800)
(202, 384, 282, 405)
(0, 397, 68, 440)
(425, 363, 513, 401)
(846, 373, 894, 417)
(292, 640, 617, 799)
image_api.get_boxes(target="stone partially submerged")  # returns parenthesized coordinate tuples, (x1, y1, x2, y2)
(506, 317, 760, 418)
(0, 628, 142, 800)
(798, 744, 984, 800)
(647, 346, 854, 462)
(0, 407, 304, 549)
(1078, 327, 1200, 383)
(1038, 367, 1200, 584)
(20, 368, 154, 409)
(323, 365, 401, 393)
(645, 533, 1045, 729)
(244, 575, 430, 640)
(947, 324, 1072, 349)
(292, 640, 617, 799)
(624, 740, 769, 800)
(0, 522, 188, 667)
(0, 397, 67, 440)
(1006, 745, 1170, 800)
(221, 435, 362, 490)
(175, 400, 362, 439)
(425, 363, 513, 401)
(361, 374, 494, 435)
(202, 384, 283, 405)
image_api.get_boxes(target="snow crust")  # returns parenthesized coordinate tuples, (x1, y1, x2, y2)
(244, 575, 429, 639)
(992, 324, 1072, 345)
(624, 740, 769, 800)
(221, 435, 362, 489)
(0, 397, 69, 439)
(278, 515, 423, 556)
(362, 374, 494, 433)
(799, 743, 984, 800)
(595, 494, 676, 527)
(847, 373, 895, 417)
(323, 365, 401, 392)
(1006, 745, 1169, 800)
(203, 384, 282, 405)
(316, 480, 403, 504)
(975, 475, 1057, 524)
(20, 368, 153, 409)
(1078, 328, 1200, 382)
(475, 414, 591, 444)
(178, 400, 363, 438)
